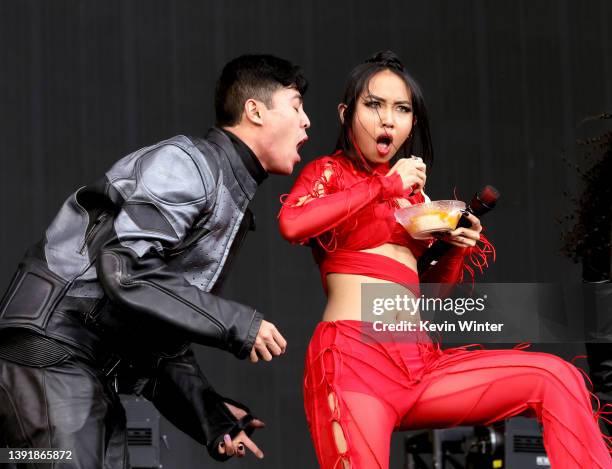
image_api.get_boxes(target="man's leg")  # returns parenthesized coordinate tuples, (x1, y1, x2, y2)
(102, 390, 129, 469)
(0, 356, 128, 469)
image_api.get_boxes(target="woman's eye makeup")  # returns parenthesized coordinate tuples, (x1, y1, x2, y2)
(363, 99, 412, 113)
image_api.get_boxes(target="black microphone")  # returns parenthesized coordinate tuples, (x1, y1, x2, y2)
(417, 185, 500, 274)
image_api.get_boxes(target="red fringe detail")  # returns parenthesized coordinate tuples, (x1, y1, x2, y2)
(279, 158, 355, 252)
(447, 189, 496, 285)
(512, 342, 532, 351)
(571, 356, 612, 453)
(460, 231, 497, 285)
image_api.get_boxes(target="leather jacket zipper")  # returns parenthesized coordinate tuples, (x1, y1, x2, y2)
(79, 213, 110, 254)
(166, 227, 211, 258)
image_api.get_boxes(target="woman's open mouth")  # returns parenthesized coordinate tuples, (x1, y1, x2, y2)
(376, 135, 393, 156)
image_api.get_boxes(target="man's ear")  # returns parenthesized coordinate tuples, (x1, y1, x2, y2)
(243, 99, 264, 126)
(337, 103, 347, 124)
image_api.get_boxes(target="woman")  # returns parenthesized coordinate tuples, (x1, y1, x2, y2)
(278, 51, 611, 469)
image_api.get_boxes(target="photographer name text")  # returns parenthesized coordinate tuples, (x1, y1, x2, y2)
(372, 320, 504, 333)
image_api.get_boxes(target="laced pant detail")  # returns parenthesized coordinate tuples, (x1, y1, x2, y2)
(303, 321, 612, 469)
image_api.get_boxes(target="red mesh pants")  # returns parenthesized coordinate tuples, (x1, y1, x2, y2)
(303, 321, 612, 469)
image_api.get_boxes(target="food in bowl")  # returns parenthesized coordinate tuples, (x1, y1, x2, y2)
(395, 200, 466, 240)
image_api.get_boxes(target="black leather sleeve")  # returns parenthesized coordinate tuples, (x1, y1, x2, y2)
(96, 144, 262, 359)
(97, 245, 262, 359)
(136, 348, 254, 461)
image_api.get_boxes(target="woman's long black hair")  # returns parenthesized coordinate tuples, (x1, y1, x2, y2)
(334, 50, 434, 172)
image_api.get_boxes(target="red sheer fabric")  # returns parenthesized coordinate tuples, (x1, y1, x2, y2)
(278, 151, 465, 289)
(318, 250, 420, 296)
(278, 151, 497, 288)
(282, 152, 611, 468)
(279, 152, 424, 250)
(305, 321, 612, 469)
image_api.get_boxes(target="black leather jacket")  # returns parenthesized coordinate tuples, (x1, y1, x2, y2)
(0, 128, 266, 459)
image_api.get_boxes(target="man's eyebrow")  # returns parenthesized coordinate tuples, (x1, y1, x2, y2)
(291, 93, 304, 104)
(365, 94, 412, 105)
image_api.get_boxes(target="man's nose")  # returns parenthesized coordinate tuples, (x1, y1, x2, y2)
(301, 109, 311, 129)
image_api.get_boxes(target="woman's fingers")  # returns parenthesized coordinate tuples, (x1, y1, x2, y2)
(415, 169, 426, 187)
(461, 212, 482, 232)
(440, 234, 473, 248)
(449, 227, 480, 241)
(442, 224, 481, 247)
(386, 158, 427, 192)
(449, 211, 483, 246)
(446, 232, 478, 247)
(403, 159, 426, 173)
(450, 237, 475, 248)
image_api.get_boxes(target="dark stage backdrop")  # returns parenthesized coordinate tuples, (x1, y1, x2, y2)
(1, 1, 610, 468)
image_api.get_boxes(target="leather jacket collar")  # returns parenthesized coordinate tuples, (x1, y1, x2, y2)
(219, 128, 268, 186)
(205, 127, 267, 200)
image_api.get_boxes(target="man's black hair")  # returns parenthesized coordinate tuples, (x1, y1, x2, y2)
(215, 54, 308, 127)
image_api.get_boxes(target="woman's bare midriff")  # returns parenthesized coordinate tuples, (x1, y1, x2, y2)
(322, 243, 421, 323)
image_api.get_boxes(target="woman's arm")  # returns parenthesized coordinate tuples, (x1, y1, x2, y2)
(419, 246, 466, 284)
(420, 213, 495, 290)
(278, 158, 405, 244)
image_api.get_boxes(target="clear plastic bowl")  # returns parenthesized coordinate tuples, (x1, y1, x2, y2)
(395, 200, 466, 240)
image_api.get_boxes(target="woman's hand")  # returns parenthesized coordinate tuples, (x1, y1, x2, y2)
(438, 212, 482, 248)
(386, 156, 426, 193)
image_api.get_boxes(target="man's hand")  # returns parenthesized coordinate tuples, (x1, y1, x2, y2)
(217, 402, 265, 459)
(250, 320, 287, 363)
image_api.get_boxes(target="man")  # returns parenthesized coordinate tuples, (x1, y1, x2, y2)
(0, 54, 310, 467)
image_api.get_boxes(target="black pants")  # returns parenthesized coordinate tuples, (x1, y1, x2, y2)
(0, 356, 129, 469)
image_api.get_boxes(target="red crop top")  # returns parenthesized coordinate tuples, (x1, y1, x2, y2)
(278, 151, 492, 294)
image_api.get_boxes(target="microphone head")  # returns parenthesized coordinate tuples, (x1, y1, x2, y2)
(467, 185, 500, 216)
(479, 185, 500, 208)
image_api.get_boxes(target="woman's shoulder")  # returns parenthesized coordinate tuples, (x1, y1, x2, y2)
(305, 151, 344, 167)
(289, 151, 357, 195)
(298, 151, 354, 175)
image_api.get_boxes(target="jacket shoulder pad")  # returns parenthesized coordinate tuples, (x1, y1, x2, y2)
(138, 144, 206, 205)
